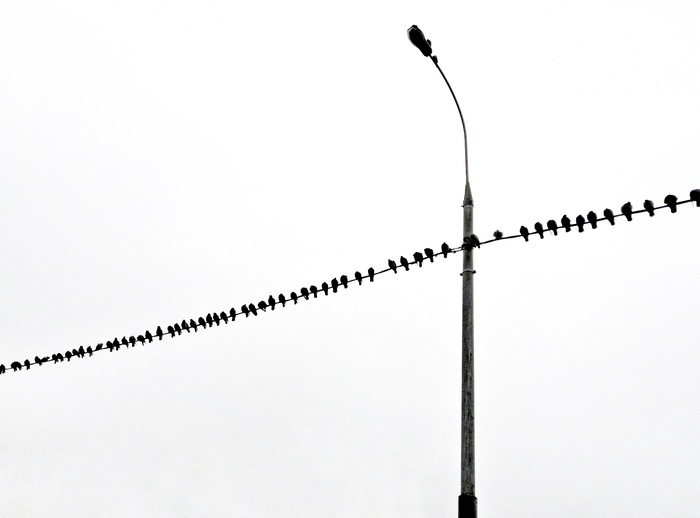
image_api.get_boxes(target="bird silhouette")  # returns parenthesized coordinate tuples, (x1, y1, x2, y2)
(331, 278, 339, 293)
(278, 294, 286, 308)
(24, 359, 31, 370)
(86, 346, 93, 357)
(664, 194, 678, 213)
(268, 295, 276, 311)
(413, 252, 424, 267)
(424, 248, 435, 262)
(400, 256, 410, 271)
(212, 313, 221, 326)
(120, 338, 128, 348)
(388, 259, 398, 273)
(354, 271, 363, 285)
(56, 353, 64, 362)
(190, 318, 198, 331)
(174, 323, 182, 335)
(546, 220, 558, 236)
(258, 301, 267, 312)
(561, 215, 571, 232)
(534, 222, 545, 239)
(199, 316, 207, 328)
(520, 226, 530, 242)
(128, 337, 135, 348)
(575, 215, 585, 232)
(137, 335, 145, 346)
(156, 326, 163, 340)
(441, 243, 450, 257)
(78, 346, 85, 358)
(621, 202, 633, 221)
(310, 285, 318, 298)
(291, 292, 299, 304)
(691, 189, 700, 206)
(182, 320, 190, 333)
(0, 364, 5, 374)
(206, 313, 214, 327)
(167, 325, 175, 337)
(66, 351, 73, 361)
(229, 309, 237, 321)
(368, 267, 375, 282)
(95, 343, 103, 352)
(34, 356, 42, 366)
(587, 211, 598, 229)
(11, 361, 21, 371)
(106, 341, 114, 352)
(493, 230, 503, 240)
(301, 287, 310, 300)
(241, 305, 250, 317)
(220, 311, 228, 323)
(603, 208, 615, 226)
(322, 282, 330, 296)
(340, 275, 349, 289)
(643, 199, 655, 216)
(72, 348, 79, 357)
(248, 303, 258, 316)
(51, 354, 58, 363)
(470, 234, 480, 248)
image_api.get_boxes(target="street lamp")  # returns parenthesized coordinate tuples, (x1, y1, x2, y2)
(407, 25, 476, 518)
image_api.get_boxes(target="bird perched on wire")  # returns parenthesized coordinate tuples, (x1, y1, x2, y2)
(331, 278, 339, 293)
(278, 294, 286, 308)
(156, 326, 163, 341)
(469, 234, 480, 248)
(621, 202, 633, 221)
(561, 215, 571, 232)
(587, 211, 598, 229)
(174, 323, 182, 335)
(190, 318, 198, 331)
(127, 337, 135, 348)
(212, 312, 221, 326)
(424, 248, 435, 262)
(248, 303, 258, 316)
(643, 199, 655, 216)
(206, 313, 214, 327)
(241, 305, 250, 317)
(167, 325, 175, 337)
(340, 275, 349, 289)
(95, 343, 103, 353)
(137, 335, 145, 346)
(534, 222, 545, 239)
(603, 209, 615, 226)
(291, 292, 299, 304)
(664, 194, 678, 213)
(182, 320, 190, 333)
(66, 350, 73, 360)
(400, 256, 410, 271)
(388, 259, 398, 273)
(546, 220, 558, 236)
(268, 295, 276, 311)
(368, 267, 375, 282)
(229, 308, 236, 321)
(219, 311, 228, 323)
(86, 346, 93, 356)
(355, 271, 363, 285)
(575, 215, 585, 232)
(301, 287, 310, 300)
(0, 364, 5, 374)
(691, 188, 700, 206)
(258, 300, 267, 312)
(310, 285, 318, 298)
(520, 226, 530, 242)
(24, 359, 31, 370)
(145, 330, 153, 343)
(11, 361, 22, 371)
(413, 252, 424, 267)
(441, 242, 450, 257)
(493, 230, 503, 240)
(198, 316, 207, 328)
(321, 282, 330, 296)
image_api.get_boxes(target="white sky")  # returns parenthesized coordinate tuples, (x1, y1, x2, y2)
(1, 1, 699, 516)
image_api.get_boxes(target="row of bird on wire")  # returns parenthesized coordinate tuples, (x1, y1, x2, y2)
(0, 242, 463, 376)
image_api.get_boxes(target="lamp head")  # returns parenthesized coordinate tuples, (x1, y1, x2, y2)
(407, 25, 432, 57)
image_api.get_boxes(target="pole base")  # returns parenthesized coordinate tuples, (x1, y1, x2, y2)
(458, 494, 477, 518)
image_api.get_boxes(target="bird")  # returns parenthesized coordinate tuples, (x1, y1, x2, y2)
(691, 188, 700, 206)
(301, 287, 310, 300)
(368, 267, 375, 282)
(388, 259, 398, 273)
(35, 356, 44, 366)
(198, 316, 206, 328)
(643, 199, 655, 217)
(86, 346, 93, 356)
(51, 354, 58, 363)
(248, 303, 258, 316)
(321, 282, 330, 296)
(407, 25, 433, 57)
(241, 305, 250, 317)
(190, 318, 199, 331)
(470, 234, 480, 248)
(441, 242, 450, 257)
(229, 308, 237, 321)
(78, 346, 85, 358)
(354, 271, 363, 285)
(621, 202, 633, 221)
(268, 295, 276, 311)
(546, 220, 558, 236)
(73, 348, 79, 356)
(65, 351, 73, 361)
(257, 301, 267, 312)
(520, 226, 530, 242)
(413, 252, 424, 267)
(128, 337, 135, 348)
(603, 208, 615, 226)
(587, 211, 598, 229)
(182, 319, 190, 333)
(0, 364, 5, 374)
(340, 275, 349, 289)
(331, 278, 339, 293)
(220, 311, 228, 323)
(56, 353, 64, 362)
(493, 230, 503, 240)
(167, 325, 175, 337)
(575, 215, 585, 232)
(664, 194, 678, 213)
(174, 323, 182, 335)
(212, 312, 220, 326)
(424, 248, 435, 262)
(206, 313, 214, 327)
(156, 326, 163, 340)
(561, 215, 571, 232)
(11, 361, 22, 371)
(278, 294, 286, 308)
(137, 335, 145, 346)
(106, 340, 114, 352)
(24, 359, 31, 370)
(121, 337, 128, 348)
(310, 285, 318, 298)
(534, 222, 545, 239)
(400, 256, 410, 271)
(95, 343, 103, 352)
(291, 292, 299, 304)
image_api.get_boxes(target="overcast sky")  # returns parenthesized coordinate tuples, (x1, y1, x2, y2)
(2, 1, 700, 516)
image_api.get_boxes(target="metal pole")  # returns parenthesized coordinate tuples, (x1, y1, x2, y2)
(407, 26, 475, 517)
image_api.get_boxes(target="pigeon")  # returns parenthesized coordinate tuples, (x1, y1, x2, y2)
(520, 226, 530, 242)
(321, 282, 330, 296)
(34, 356, 43, 366)
(354, 271, 363, 285)
(156, 326, 163, 341)
(167, 325, 175, 337)
(257, 301, 267, 312)
(278, 294, 286, 308)
(78, 346, 85, 358)
(105, 340, 113, 352)
(621, 202, 633, 221)
(388, 259, 398, 273)
(441, 242, 450, 257)
(65, 351, 72, 361)
(400, 256, 410, 271)
(190, 318, 198, 331)
(310, 285, 318, 298)
(220, 311, 228, 323)
(52, 354, 58, 363)
(11, 361, 22, 371)
(546, 220, 558, 236)
(212, 312, 220, 326)
(86, 346, 93, 356)
(137, 335, 145, 345)
(198, 316, 206, 328)
(72, 348, 79, 356)
(493, 230, 503, 240)
(301, 287, 310, 300)
(470, 234, 480, 248)
(534, 222, 545, 239)
(691, 189, 700, 207)
(587, 211, 598, 229)
(664, 194, 678, 213)
(229, 308, 237, 321)
(291, 292, 299, 304)
(206, 313, 214, 327)
(0, 364, 5, 374)
(95, 344, 103, 352)
(424, 248, 435, 262)
(121, 337, 128, 348)
(174, 323, 182, 335)
(603, 208, 615, 226)
(241, 305, 250, 317)
(128, 336, 135, 348)
(56, 353, 64, 362)
(182, 320, 190, 333)
(413, 252, 424, 267)
(575, 215, 585, 232)
(340, 275, 349, 289)
(561, 215, 571, 232)
(331, 278, 339, 293)
(24, 359, 31, 370)
(268, 295, 276, 311)
(248, 303, 258, 316)
(643, 199, 655, 217)
(368, 268, 375, 282)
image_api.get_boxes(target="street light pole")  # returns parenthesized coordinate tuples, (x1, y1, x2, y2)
(407, 26, 476, 518)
